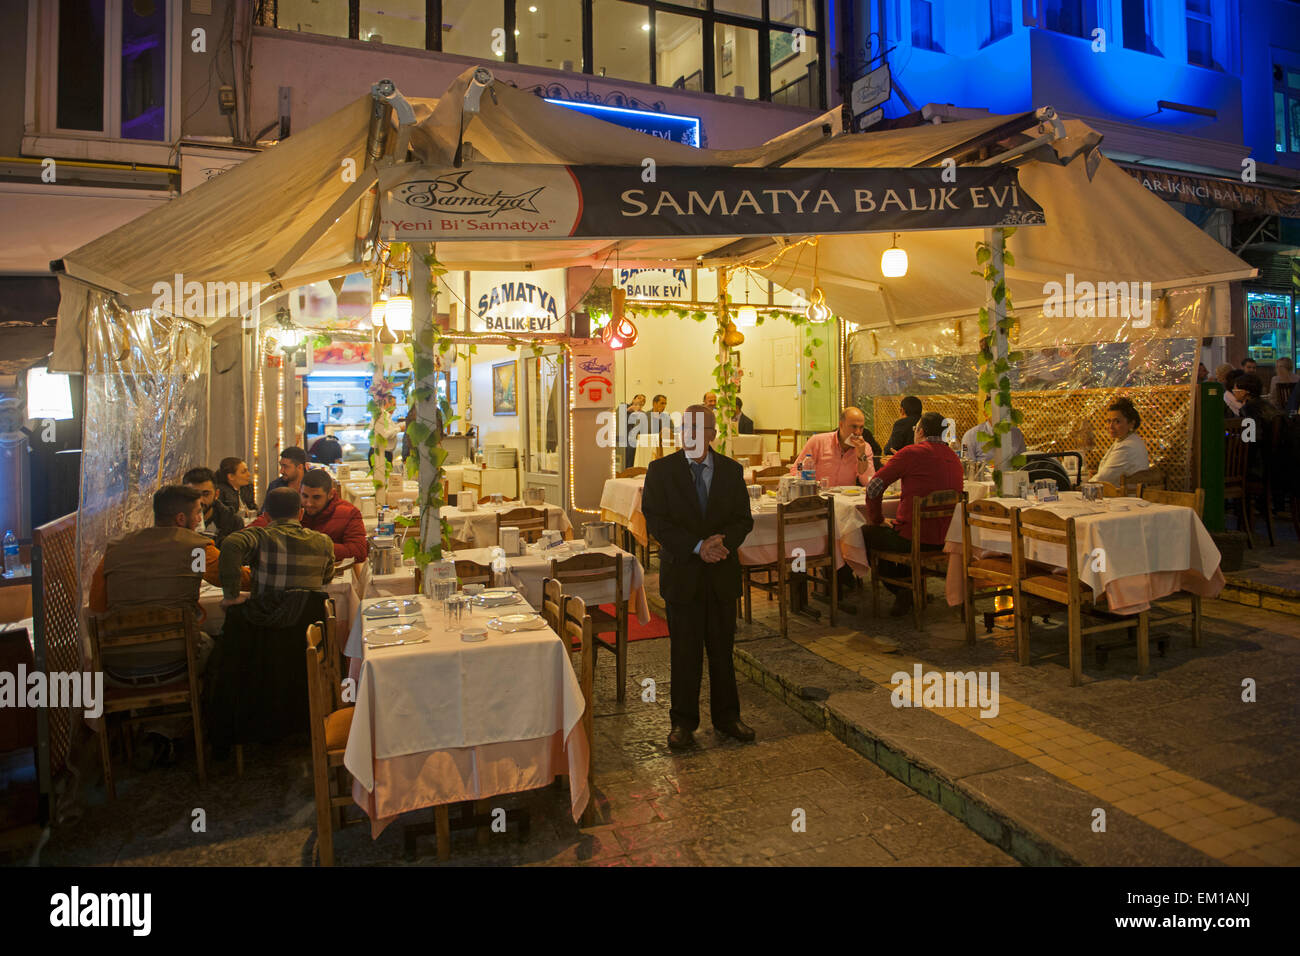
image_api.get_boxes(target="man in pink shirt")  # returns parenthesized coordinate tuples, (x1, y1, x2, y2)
(789, 407, 876, 487)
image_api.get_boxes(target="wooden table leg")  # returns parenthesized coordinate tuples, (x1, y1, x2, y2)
(435, 805, 451, 861)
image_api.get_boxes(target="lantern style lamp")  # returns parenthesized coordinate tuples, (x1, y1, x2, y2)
(881, 233, 908, 278)
(385, 294, 413, 331)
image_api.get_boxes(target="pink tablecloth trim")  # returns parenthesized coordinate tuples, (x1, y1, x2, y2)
(942, 545, 1225, 614)
(351, 724, 591, 838)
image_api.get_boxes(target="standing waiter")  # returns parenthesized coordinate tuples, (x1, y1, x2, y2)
(642, 404, 755, 750)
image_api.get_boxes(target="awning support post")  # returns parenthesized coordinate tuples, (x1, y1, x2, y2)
(411, 240, 443, 578)
(986, 227, 1011, 476)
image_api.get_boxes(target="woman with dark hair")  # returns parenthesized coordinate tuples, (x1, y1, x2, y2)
(215, 457, 256, 513)
(1092, 397, 1149, 485)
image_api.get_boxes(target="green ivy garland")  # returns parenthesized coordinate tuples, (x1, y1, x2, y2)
(972, 227, 1028, 487)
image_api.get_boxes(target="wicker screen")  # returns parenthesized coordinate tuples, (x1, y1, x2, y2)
(33, 513, 80, 781)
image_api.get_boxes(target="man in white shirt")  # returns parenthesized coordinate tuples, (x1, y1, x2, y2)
(960, 399, 1026, 464)
(1092, 397, 1149, 485)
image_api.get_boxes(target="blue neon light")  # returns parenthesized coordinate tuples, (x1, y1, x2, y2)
(544, 98, 702, 147)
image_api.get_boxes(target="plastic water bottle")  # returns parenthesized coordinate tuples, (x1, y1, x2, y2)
(799, 455, 815, 481)
(2, 530, 17, 577)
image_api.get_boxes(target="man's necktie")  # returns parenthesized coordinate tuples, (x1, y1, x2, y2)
(691, 460, 708, 515)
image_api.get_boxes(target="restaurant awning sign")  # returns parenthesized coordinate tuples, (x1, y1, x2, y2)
(377, 164, 1045, 242)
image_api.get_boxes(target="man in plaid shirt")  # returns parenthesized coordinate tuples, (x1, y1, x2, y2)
(218, 487, 335, 604)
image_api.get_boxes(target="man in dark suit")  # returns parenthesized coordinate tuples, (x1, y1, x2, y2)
(735, 397, 755, 435)
(642, 404, 756, 750)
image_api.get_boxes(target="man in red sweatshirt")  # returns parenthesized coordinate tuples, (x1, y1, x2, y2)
(253, 469, 369, 562)
(863, 411, 963, 617)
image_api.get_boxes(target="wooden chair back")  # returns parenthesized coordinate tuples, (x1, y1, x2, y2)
(775, 494, 835, 560)
(1223, 421, 1248, 493)
(1121, 468, 1164, 495)
(1097, 480, 1122, 497)
(453, 559, 494, 587)
(449, 536, 474, 552)
(908, 489, 961, 562)
(1140, 487, 1205, 518)
(497, 506, 548, 543)
(550, 552, 622, 622)
(777, 429, 799, 463)
(1015, 509, 1078, 593)
(1277, 381, 1296, 408)
(616, 467, 646, 479)
(962, 498, 1015, 578)
(541, 577, 563, 632)
(304, 621, 353, 866)
(753, 464, 787, 490)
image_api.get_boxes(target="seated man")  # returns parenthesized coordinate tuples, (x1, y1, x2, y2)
(219, 487, 336, 601)
(883, 396, 923, 455)
(250, 469, 369, 562)
(309, 433, 344, 465)
(88, 485, 249, 767)
(184, 466, 244, 546)
(960, 398, 1026, 464)
(261, 445, 309, 512)
(734, 397, 755, 435)
(790, 406, 876, 487)
(863, 412, 964, 617)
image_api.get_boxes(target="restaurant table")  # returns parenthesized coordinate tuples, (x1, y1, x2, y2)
(600, 471, 756, 548)
(199, 563, 365, 640)
(439, 501, 572, 548)
(728, 434, 765, 458)
(344, 543, 650, 659)
(941, 493, 1225, 614)
(740, 492, 871, 574)
(344, 595, 590, 836)
(340, 478, 421, 511)
(632, 433, 676, 469)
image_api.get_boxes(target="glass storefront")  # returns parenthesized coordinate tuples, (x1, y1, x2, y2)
(1245, 290, 1295, 366)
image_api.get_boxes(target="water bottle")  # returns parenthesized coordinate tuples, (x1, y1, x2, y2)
(2, 530, 17, 577)
(799, 454, 815, 481)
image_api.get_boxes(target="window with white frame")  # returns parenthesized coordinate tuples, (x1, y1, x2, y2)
(1185, 0, 1224, 70)
(909, 0, 944, 52)
(1041, 0, 1098, 39)
(38, 0, 177, 142)
(1120, 0, 1160, 54)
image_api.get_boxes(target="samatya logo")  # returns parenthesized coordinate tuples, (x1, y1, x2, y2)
(616, 267, 689, 299)
(891, 664, 1000, 718)
(1042, 274, 1152, 326)
(477, 281, 560, 331)
(396, 170, 545, 218)
(151, 274, 261, 321)
(0, 665, 103, 719)
(50, 886, 151, 936)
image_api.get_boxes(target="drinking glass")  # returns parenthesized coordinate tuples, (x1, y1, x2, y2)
(818, 477, 831, 493)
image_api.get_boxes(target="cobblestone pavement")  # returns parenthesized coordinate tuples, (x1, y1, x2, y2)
(35, 635, 1014, 867)
(730, 570, 1300, 866)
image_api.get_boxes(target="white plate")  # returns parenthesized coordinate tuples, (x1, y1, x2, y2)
(487, 613, 546, 632)
(478, 588, 518, 599)
(367, 623, 420, 641)
(477, 593, 524, 608)
(364, 598, 419, 618)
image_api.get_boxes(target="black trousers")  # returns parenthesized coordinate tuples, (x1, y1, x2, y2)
(862, 525, 942, 596)
(665, 587, 741, 732)
(624, 445, 637, 470)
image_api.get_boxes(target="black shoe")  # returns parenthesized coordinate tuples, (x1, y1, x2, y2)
(888, 592, 914, 617)
(667, 726, 696, 751)
(714, 719, 756, 742)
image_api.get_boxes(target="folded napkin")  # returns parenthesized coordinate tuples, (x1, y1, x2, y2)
(1028, 501, 1107, 519)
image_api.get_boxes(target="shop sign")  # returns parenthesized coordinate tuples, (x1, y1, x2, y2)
(614, 268, 690, 301)
(1121, 166, 1300, 217)
(469, 269, 567, 334)
(543, 99, 701, 148)
(1246, 292, 1292, 330)
(571, 343, 615, 409)
(378, 164, 1045, 242)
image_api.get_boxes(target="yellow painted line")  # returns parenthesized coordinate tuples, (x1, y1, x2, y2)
(796, 631, 1300, 866)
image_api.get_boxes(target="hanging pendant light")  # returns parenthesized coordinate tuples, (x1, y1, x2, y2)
(601, 287, 638, 349)
(805, 286, 831, 323)
(370, 299, 387, 327)
(881, 232, 908, 278)
(736, 269, 758, 327)
(385, 295, 412, 331)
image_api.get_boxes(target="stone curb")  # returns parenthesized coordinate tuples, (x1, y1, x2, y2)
(1220, 578, 1300, 617)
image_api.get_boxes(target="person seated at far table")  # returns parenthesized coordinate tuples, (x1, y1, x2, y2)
(250, 469, 369, 562)
(863, 412, 964, 617)
(1222, 369, 1246, 417)
(883, 395, 923, 455)
(789, 406, 876, 487)
(310, 433, 344, 465)
(703, 391, 718, 410)
(1240, 356, 1258, 376)
(1091, 397, 1149, 486)
(960, 397, 1026, 464)
(734, 397, 755, 435)
(219, 488, 336, 605)
(261, 445, 309, 512)
(184, 466, 243, 546)
(215, 456, 256, 513)
(1268, 357, 1297, 407)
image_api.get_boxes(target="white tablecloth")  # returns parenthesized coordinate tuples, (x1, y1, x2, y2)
(632, 434, 677, 468)
(942, 493, 1224, 614)
(198, 568, 364, 638)
(343, 595, 586, 793)
(729, 434, 765, 457)
(345, 544, 649, 658)
(442, 503, 572, 547)
(739, 493, 870, 571)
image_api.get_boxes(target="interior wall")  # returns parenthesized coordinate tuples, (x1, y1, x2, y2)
(468, 343, 523, 450)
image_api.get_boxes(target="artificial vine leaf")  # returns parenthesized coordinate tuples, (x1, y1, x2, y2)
(976, 246, 992, 265)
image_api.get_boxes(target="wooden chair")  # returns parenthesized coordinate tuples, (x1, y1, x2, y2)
(616, 466, 646, 479)
(1136, 487, 1205, 649)
(1223, 420, 1254, 548)
(1121, 468, 1164, 495)
(777, 429, 799, 464)
(497, 507, 548, 544)
(752, 465, 787, 491)
(1091, 480, 1122, 497)
(742, 494, 836, 638)
(1276, 381, 1296, 408)
(1013, 509, 1148, 686)
(562, 595, 597, 826)
(449, 536, 474, 552)
(305, 620, 355, 867)
(960, 498, 1022, 654)
(87, 606, 207, 799)
(868, 490, 961, 630)
(551, 552, 627, 703)
(453, 558, 494, 587)
(541, 577, 563, 632)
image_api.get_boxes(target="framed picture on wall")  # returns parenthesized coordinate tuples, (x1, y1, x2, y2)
(770, 29, 799, 69)
(721, 35, 734, 77)
(492, 360, 518, 415)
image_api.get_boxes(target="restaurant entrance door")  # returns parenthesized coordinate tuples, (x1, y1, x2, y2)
(522, 349, 566, 507)
(799, 322, 838, 434)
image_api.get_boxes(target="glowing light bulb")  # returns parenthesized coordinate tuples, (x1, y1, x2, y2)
(736, 305, 758, 327)
(370, 300, 387, 327)
(881, 235, 908, 278)
(385, 295, 413, 331)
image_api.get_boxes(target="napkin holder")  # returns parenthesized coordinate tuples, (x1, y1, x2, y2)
(523, 486, 546, 506)
(337, 464, 351, 480)
(763, 451, 782, 467)
(499, 526, 522, 556)
(999, 471, 1030, 498)
(359, 495, 377, 519)
(457, 491, 477, 511)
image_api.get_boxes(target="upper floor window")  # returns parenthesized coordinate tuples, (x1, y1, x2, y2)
(47, 0, 173, 141)
(1185, 0, 1221, 69)
(1121, 0, 1160, 54)
(983, 0, 1013, 46)
(910, 0, 943, 52)
(1276, 63, 1300, 155)
(1042, 0, 1099, 40)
